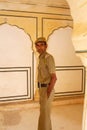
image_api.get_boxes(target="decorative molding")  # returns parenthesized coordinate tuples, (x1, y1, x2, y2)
(55, 66, 85, 97)
(0, 67, 32, 102)
(0, 9, 71, 16)
(76, 50, 87, 53)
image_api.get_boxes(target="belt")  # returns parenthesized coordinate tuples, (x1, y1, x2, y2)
(38, 82, 49, 88)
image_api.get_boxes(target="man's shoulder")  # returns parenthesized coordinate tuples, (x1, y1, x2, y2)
(45, 52, 53, 59)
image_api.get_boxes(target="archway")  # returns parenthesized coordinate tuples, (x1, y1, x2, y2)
(0, 23, 33, 101)
(66, 0, 87, 130)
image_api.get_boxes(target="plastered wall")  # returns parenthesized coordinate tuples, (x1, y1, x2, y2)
(0, 2, 85, 102)
(0, 0, 86, 130)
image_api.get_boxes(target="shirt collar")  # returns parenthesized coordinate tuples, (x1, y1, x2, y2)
(39, 51, 47, 59)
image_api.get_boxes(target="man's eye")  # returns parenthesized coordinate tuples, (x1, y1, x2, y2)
(36, 45, 39, 47)
(36, 44, 44, 47)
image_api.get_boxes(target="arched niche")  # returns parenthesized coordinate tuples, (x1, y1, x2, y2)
(0, 23, 33, 101)
(47, 26, 85, 97)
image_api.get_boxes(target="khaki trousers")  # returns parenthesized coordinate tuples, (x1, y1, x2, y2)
(38, 87, 54, 130)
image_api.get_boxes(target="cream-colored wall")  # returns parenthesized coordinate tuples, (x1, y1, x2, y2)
(0, 0, 86, 130)
(0, 4, 84, 101)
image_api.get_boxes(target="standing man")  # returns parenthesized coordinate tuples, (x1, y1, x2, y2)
(35, 37, 57, 130)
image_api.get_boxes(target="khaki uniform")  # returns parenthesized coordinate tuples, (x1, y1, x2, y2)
(38, 52, 56, 130)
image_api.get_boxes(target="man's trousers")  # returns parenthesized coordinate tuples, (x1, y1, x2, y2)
(38, 87, 54, 130)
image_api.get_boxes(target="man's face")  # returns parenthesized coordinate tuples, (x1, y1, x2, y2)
(35, 42, 47, 54)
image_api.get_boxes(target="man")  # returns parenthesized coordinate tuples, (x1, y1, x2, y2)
(35, 37, 57, 130)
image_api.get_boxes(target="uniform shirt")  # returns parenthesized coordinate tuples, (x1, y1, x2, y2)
(38, 51, 56, 84)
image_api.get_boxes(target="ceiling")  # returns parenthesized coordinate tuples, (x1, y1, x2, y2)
(0, 0, 69, 8)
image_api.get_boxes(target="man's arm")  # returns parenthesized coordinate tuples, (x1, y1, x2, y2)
(47, 73, 57, 98)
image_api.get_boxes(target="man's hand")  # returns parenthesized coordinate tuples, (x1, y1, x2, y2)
(47, 86, 52, 98)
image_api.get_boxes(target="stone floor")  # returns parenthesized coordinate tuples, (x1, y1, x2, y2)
(0, 102, 83, 130)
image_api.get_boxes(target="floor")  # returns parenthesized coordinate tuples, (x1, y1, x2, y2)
(0, 103, 83, 130)
(51, 104, 83, 130)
